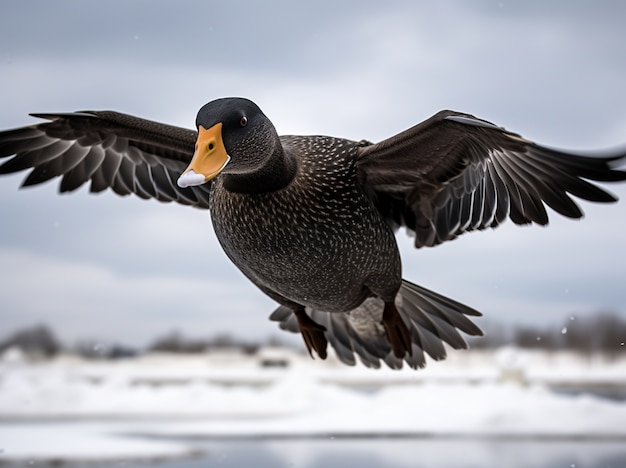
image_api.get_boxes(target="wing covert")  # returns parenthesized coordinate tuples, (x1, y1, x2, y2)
(356, 110, 626, 247)
(0, 111, 211, 208)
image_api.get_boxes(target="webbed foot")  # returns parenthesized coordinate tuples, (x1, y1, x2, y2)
(295, 309, 328, 359)
(381, 301, 413, 358)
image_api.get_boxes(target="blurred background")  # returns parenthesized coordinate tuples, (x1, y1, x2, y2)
(1, 1, 625, 467)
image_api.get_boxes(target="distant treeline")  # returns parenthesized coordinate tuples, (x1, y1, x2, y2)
(469, 311, 626, 358)
(1, 311, 625, 359)
(0, 325, 288, 359)
(146, 330, 272, 355)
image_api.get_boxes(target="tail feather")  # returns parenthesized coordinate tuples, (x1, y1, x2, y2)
(404, 344, 427, 369)
(410, 325, 447, 361)
(269, 279, 483, 370)
(311, 310, 357, 366)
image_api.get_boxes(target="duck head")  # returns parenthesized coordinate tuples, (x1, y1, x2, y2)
(177, 97, 294, 193)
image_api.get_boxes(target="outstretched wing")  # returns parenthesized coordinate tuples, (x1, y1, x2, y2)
(356, 110, 626, 247)
(0, 111, 210, 208)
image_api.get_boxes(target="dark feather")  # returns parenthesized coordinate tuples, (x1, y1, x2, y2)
(356, 110, 626, 247)
(0, 111, 210, 208)
(269, 279, 482, 370)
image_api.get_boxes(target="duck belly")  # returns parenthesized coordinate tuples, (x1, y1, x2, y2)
(210, 182, 401, 313)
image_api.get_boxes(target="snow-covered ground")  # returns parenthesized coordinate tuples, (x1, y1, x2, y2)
(1, 347, 625, 464)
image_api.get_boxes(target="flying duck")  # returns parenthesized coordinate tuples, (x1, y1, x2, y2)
(1, 97, 625, 369)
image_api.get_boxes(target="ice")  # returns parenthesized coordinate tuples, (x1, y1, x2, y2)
(1, 347, 626, 463)
(0, 423, 197, 463)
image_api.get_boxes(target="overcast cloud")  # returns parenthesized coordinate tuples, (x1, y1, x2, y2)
(0, 1, 625, 347)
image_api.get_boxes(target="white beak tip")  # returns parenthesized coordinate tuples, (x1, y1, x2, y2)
(177, 170, 206, 188)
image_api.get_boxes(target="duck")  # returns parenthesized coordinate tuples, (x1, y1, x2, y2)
(1, 97, 625, 369)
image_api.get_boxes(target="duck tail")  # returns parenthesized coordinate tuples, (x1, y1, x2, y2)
(269, 279, 483, 370)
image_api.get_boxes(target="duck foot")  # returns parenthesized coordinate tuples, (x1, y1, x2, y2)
(295, 309, 328, 359)
(381, 301, 413, 358)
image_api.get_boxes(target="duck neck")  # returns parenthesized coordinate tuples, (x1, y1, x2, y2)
(222, 146, 297, 194)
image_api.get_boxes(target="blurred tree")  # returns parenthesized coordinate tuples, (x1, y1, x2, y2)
(0, 324, 61, 357)
(148, 330, 206, 353)
(146, 330, 261, 354)
(73, 339, 138, 359)
(578, 312, 626, 358)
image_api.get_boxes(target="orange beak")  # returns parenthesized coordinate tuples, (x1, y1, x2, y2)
(177, 123, 230, 187)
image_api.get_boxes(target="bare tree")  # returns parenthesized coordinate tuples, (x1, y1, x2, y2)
(0, 324, 61, 357)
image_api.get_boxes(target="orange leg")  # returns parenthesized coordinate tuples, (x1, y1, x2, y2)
(295, 309, 328, 359)
(381, 301, 413, 358)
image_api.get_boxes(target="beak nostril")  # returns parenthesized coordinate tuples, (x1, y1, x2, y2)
(208, 142, 215, 151)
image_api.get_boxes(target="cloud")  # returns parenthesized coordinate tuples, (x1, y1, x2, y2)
(0, 248, 277, 345)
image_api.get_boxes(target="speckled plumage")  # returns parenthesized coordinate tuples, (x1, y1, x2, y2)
(1, 97, 625, 369)
(210, 135, 401, 313)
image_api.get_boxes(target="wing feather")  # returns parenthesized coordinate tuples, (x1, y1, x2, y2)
(0, 111, 210, 208)
(60, 145, 106, 192)
(356, 110, 626, 247)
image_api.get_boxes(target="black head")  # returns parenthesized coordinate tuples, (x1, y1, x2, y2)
(196, 98, 275, 174)
(178, 97, 293, 192)
(196, 97, 262, 134)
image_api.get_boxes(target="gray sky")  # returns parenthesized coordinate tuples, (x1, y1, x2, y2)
(1, 1, 625, 347)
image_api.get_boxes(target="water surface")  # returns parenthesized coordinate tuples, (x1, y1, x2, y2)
(106, 437, 626, 468)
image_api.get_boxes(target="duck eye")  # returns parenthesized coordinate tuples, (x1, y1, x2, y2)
(240, 116, 248, 127)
